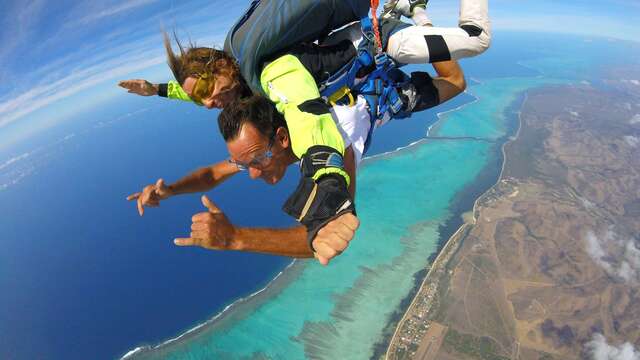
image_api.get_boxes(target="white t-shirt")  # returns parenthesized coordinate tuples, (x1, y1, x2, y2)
(330, 96, 371, 168)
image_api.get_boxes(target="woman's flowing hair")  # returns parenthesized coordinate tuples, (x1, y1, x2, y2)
(163, 31, 242, 88)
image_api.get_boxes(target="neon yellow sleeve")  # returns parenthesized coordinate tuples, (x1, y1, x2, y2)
(166, 80, 193, 102)
(260, 55, 349, 185)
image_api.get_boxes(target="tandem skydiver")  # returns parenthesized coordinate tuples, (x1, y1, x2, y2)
(123, 0, 491, 265)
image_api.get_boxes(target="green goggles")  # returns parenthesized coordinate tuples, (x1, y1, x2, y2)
(191, 73, 216, 105)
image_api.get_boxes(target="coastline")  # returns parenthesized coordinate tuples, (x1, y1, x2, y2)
(383, 90, 529, 358)
(121, 259, 305, 359)
(365, 89, 494, 359)
(370, 88, 521, 358)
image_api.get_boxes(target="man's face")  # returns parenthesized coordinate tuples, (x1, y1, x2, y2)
(226, 123, 292, 185)
(182, 75, 239, 109)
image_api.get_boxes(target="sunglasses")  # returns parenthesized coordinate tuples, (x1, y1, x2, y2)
(191, 74, 216, 105)
(228, 138, 275, 171)
(190, 73, 237, 106)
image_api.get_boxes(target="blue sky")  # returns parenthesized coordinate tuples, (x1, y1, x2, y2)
(0, 0, 637, 146)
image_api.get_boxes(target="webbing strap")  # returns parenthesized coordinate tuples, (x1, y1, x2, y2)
(370, 0, 383, 54)
(319, 50, 372, 101)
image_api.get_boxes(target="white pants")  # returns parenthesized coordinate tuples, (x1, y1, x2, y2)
(325, 0, 490, 64)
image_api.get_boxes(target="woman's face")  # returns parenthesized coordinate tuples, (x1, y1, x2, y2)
(182, 74, 240, 109)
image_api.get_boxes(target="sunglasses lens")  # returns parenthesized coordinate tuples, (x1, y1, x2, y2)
(228, 158, 247, 171)
(192, 76, 214, 102)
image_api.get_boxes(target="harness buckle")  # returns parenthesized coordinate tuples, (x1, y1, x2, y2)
(327, 86, 356, 107)
(375, 52, 389, 66)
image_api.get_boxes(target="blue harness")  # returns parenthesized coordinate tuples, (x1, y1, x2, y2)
(319, 16, 410, 154)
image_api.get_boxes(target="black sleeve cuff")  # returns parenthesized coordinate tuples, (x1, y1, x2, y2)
(157, 83, 168, 97)
(282, 174, 355, 251)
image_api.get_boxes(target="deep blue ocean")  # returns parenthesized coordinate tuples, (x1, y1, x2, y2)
(0, 32, 636, 359)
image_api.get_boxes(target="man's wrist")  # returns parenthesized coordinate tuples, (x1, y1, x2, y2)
(282, 173, 355, 249)
(229, 228, 247, 251)
(300, 145, 351, 186)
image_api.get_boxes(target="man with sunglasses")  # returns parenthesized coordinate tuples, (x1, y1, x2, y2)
(127, 53, 469, 266)
(128, 96, 360, 265)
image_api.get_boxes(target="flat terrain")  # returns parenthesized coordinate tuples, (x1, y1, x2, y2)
(415, 322, 447, 360)
(387, 77, 640, 359)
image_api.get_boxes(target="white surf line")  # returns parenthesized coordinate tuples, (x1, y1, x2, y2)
(467, 77, 483, 86)
(97, 107, 150, 128)
(515, 60, 544, 77)
(364, 89, 481, 163)
(0, 131, 80, 190)
(0, 152, 31, 171)
(120, 259, 298, 359)
(3, 107, 150, 191)
(425, 89, 480, 137)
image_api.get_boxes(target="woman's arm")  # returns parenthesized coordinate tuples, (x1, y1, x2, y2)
(118, 79, 194, 102)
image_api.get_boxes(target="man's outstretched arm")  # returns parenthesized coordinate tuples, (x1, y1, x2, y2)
(127, 160, 239, 216)
(174, 196, 359, 265)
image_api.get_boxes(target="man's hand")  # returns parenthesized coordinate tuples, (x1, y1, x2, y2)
(174, 195, 236, 250)
(127, 179, 173, 216)
(118, 79, 159, 96)
(312, 213, 360, 266)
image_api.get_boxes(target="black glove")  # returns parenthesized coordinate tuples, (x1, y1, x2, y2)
(282, 146, 356, 249)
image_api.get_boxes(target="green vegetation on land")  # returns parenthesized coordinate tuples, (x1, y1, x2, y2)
(442, 328, 510, 360)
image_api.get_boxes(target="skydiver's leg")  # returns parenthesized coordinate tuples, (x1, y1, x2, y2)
(400, 60, 466, 115)
(386, 0, 491, 64)
(382, 0, 432, 26)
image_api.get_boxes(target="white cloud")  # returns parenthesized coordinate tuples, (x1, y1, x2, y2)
(585, 229, 640, 284)
(0, 0, 47, 81)
(71, 0, 159, 26)
(624, 136, 639, 148)
(586, 333, 640, 360)
(630, 114, 640, 125)
(0, 50, 165, 128)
